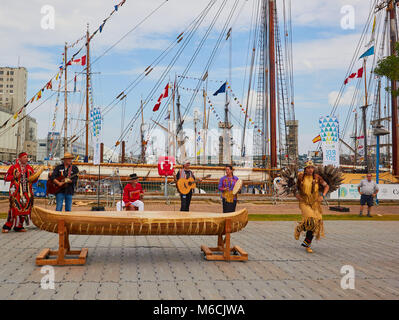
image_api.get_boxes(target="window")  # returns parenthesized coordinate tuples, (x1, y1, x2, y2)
(10, 85, 13, 88)
(0, 71, 3, 75)
(39, 143, 46, 147)
(10, 71, 14, 75)
(9, 78, 13, 81)
(0, 84, 2, 88)
(10, 90, 13, 94)
(0, 78, 3, 81)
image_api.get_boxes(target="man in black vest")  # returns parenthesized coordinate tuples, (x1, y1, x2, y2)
(174, 160, 195, 211)
(50, 152, 79, 212)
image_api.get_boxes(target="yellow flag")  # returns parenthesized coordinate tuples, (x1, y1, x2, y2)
(372, 16, 376, 34)
(36, 90, 42, 101)
(13, 112, 18, 119)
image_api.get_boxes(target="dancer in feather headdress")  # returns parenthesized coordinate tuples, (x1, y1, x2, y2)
(293, 160, 329, 253)
(276, 160, 343, 253)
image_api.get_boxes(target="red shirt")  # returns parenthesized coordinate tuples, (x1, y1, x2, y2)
(123, 182, 143, 203)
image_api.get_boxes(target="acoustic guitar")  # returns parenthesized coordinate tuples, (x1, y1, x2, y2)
(46, 170, 86, 195)
(176, 174, 211, 195)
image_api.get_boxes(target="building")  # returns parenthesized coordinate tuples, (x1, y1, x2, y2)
(36, 132, 93, 163)
(0, 67, 37, 162)
(286, 120, 299, 165)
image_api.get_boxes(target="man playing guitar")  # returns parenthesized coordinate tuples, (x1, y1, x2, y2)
(50, 152, 79, 212)
(173, 160, 196, 212)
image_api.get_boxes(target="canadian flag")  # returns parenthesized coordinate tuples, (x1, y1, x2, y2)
(344, 67, 363, 85)
(153, 83, 169, 112)
(68, 55, 87, 66)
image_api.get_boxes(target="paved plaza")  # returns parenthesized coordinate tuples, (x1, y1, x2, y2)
(0, 219, 398, 300)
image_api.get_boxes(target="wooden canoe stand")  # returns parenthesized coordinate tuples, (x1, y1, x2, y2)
(35, 220, 88, 266)
(201, 219, 248, 261)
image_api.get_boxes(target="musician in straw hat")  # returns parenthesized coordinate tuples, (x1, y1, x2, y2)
(173, 159, 196, 211)
(294, 160, 329, 253)
(50, 152, 79, 212)
(2, 152, 43, 233)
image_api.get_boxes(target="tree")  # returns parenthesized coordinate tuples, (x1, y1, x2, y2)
(374, 43, 399, 96)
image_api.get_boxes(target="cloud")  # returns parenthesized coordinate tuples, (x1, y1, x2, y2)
(293, 33, 363, 74)
(287, 0, 371, 28)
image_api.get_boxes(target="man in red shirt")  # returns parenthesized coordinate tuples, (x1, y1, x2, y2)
(123, 173, 144, 211)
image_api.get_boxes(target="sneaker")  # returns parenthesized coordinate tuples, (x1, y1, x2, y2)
(306, 247, 313, 253)
(358, 213, 363, 217)
(1, 229, 9, 233)
(13, 228, 26, 232)
(367, 213, 372, 217)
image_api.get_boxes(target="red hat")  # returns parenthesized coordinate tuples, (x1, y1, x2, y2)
(18, 152, 28, 158)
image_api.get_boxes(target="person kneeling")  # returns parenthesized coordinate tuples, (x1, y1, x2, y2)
(123, 173, 144, 211)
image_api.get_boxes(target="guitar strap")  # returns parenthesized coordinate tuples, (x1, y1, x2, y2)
(63, 165, 72, 178)
(180, 169, 192, 179)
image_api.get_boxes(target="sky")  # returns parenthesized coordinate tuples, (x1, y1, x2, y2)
(0, 0, 378, 158)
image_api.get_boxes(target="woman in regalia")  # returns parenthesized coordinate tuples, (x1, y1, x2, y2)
(218, 165, 239, 213)
(2, 152, 42, 233)
(294, 160, 329, 253)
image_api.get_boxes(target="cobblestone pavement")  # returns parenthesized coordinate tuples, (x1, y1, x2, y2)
(0, 220, 398, 300)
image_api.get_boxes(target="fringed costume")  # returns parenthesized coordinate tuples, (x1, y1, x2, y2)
(294, 172, 326, 242)
(2, 156, 41, 232)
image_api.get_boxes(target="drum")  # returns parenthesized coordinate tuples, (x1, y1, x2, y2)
(223, 191, 235, 203)
(232, 179, 243, 195)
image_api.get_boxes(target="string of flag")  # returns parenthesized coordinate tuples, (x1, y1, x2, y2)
(48, 71, 64, 157)
(179, 83, 265, 136)
(177, 74, 224, 83)
(67, 34, 86, 49)
(89, 0, 127, 42)
(0, 0, 128, 131)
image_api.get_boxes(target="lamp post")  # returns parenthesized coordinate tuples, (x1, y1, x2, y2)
(373, 125, 389, 205)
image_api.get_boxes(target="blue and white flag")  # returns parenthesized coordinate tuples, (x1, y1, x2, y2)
(359, 46, 374, 59)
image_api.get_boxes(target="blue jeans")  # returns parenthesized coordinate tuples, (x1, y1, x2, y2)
(56, 193, 73, 211)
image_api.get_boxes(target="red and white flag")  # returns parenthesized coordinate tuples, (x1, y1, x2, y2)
(153, 83, 169, 112)
(68, 55, 87, 66)
(344, 67, 363, 85)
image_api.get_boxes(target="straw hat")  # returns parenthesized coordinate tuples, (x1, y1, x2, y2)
(62, 152, 75, 160)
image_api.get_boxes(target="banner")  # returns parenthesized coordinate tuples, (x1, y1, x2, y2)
(357, 135, 365, 161)
(319, 116, 340, 167)
(90, 107, 102, 165)
(330, 184, 399, 200)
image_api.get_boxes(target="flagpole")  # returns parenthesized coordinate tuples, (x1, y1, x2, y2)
(269, 0, 277, 169)
(64, 42, 68, 153)
(361, 58, 369, 172)
(85, 23, 90, 163)
(389, 0, 399, 175)
(140, 99, 145, 163)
